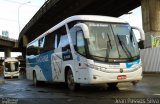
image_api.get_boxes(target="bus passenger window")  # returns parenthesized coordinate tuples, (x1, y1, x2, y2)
(76, 31, 86, 56)
(39, 37, 45, 53)
(58, 35, 69, 49)
(27, 40, 39, 56)
(39, 32, 56, 53)
(55, 26, 67, 48)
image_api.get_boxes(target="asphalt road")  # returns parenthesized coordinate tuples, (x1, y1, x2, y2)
(0, 74, 160, 104)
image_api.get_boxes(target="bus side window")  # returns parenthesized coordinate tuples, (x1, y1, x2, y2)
(69, 27, 76, 49)
(40, 32, 56, 53)
(55, 26, 67, 48)
(58, 35, 70, 50)
(39, 37, 45, 53)
(27, 40, 39, 56)
(76, 30, 86, 56)
(55, 35, 58, 49)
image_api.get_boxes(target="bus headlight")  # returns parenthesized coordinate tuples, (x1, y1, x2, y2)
(95, 66, 100, 70)
(95, 65, 107, 72)
(84, 63, 108, 72)
(135, 65, 142, 70)
(131, 65, 142, 72)
(84, 63, 94, 69)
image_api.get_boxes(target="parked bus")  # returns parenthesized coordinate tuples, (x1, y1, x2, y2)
(26, 15, 145, 91)
(3, 57, 20, 78)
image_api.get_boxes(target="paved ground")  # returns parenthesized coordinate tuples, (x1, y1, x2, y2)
(0, 74, 160, 104)
(0, 77, 4, 84)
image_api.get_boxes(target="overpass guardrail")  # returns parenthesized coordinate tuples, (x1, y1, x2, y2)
(0, 35, 18, 42)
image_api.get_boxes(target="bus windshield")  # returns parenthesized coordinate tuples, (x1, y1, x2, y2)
(85, 22, 139, 62)
(5, 61, 19, 72)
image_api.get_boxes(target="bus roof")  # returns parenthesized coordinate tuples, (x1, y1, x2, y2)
(4, 57, 18, 62)
(66, 15, 127, 23)
(27, 15, 128, 47)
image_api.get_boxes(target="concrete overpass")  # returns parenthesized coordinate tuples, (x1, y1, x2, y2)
(18, 0, 160, 57)
(0, 36, 19, 58)
(18, 0, 141, 48)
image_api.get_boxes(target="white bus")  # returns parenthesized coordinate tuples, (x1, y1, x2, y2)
(26, 15, 145, 91)
(3, 57, 20, 78)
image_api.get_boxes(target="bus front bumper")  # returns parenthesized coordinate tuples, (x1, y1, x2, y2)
(87, 67, 143, 84)
(4, 72, 19, 78)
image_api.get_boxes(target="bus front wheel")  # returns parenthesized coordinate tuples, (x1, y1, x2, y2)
(67, 69, 80, 91)
(132, 81, 139, 86)
(107, 83, 118, 88)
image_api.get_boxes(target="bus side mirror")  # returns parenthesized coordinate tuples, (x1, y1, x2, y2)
(2, 62, 4, 66)
(74, 23, 89, 39)
(131, 26, 145, 41)
(19, 62, 20, 65)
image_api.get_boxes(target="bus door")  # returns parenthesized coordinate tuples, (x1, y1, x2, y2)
(72, 27, 88, 83)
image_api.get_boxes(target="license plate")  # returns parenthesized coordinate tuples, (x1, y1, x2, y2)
(117, 75, 127, 80)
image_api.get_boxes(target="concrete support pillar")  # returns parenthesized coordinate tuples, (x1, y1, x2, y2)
(22, 48, 26, 60)
(23, 35, 28, 47)
(141, 0, 160, 48)
(5, 48, 11, 58)
(21, 47, 26, 68)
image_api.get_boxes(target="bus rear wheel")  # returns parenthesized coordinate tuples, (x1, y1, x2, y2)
(33, 72, 39, 86)
(67, 69, 80, 91)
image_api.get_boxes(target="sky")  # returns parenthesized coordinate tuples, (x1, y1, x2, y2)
(0, 0, 142, 57)
(0, 0, 45, 57)
(0, 0, 45, 39)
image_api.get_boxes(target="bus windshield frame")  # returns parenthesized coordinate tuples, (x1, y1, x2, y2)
(84, 22, 140, 62)
(4, 61, 19, 72)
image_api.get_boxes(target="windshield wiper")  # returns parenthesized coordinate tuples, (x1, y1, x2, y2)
(116, 34, 132, 58)
(105, 33, 112, 61)
(106, 33, 112, 49)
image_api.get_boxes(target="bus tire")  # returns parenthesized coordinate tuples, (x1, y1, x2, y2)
(132, 81, 139, 86)
(107, 83, 118, 88)
(33, 72, 39, 86)
(67, 69, 80, 91)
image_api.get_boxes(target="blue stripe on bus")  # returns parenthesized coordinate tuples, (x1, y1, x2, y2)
(27, 50, 54, 81)
(37, 51, 53, 81)
(126, 59, 140, 68)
